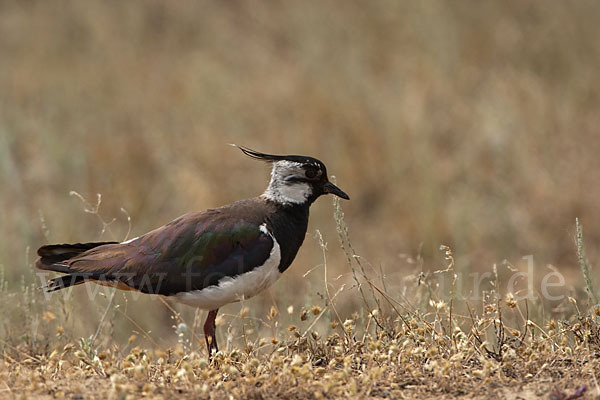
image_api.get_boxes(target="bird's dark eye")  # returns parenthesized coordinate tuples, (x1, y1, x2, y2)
(305, 168, 318, 179)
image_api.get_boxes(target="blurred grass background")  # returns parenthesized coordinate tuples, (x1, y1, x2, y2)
(2, 0, 600, 346)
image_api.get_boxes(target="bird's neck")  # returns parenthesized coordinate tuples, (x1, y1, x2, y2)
(263, 202, 310, 273)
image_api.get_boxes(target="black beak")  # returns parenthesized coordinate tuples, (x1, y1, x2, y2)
(323, 181, 350, 200)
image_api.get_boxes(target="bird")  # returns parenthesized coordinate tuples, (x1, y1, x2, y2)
(35, 145, 349, 356)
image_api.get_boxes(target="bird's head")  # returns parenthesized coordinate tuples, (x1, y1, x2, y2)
(234, 145, 350, 206)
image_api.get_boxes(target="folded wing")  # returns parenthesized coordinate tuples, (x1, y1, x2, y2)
(37, 209, 273, 295)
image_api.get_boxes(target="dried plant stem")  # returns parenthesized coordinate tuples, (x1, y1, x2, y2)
(158, 296, 202, 346)
(576, 218, 598, 304)
(331, 187, 383, 330)
(315, 230, 349, 339)
(112, 303, 161, 348)
(91, 289, 116, 347)
(300, 285, 345, 340)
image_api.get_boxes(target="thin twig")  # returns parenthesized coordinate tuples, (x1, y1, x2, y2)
(316, 229, 350, 342)
(112, 302, 161, 348)
(91, 289, 116, 347)
(301, 284, 345, 340)
(158, 296, 202, 345)
(576, 218, 598, 304)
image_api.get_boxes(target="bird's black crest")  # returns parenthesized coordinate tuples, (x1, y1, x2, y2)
(231, 144, 324, 166)
(231, 144, 285, 162)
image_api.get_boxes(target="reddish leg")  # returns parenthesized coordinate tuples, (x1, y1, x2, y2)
(204, 309, 219, 357)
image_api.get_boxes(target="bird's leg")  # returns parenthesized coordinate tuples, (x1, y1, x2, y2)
(204, 309, 219, 358)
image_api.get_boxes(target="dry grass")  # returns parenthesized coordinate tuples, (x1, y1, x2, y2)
(2, 312, 598, 399)
(2, 1, 600, 398)
(2, 198, 600, 399)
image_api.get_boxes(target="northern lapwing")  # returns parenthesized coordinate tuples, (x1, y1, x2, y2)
(35, 146, 349, 356)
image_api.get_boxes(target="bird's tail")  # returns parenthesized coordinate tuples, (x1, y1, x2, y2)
(36, 242, 117, 292)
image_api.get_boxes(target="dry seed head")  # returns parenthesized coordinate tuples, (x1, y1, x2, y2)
(300, 309, 308, 321)
(240, 307, 250, 318)
(43, 311, 56, 322)
(215, 315, 225, 326)
(226, 366, 238, 375)
(311, 305, 322, 315)
(505, 293, 517, 308)
(291, 354, 304, 367)
(133, 364, 146, 379)
(229, 349, 241, 360)
(268, 306, 278, 321)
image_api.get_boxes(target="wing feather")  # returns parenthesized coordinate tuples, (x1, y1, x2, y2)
(55, 209, 274, 295)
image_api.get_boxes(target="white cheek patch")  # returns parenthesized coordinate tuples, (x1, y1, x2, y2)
(277, 182, 311, 204)
(262, 161, 314, 205)
(263, 182, 312, 205)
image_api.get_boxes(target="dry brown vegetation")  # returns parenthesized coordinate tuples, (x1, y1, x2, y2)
(2, 306, 599, 399)
(2, 199, 600, 399)
(2, 1, 600, 398)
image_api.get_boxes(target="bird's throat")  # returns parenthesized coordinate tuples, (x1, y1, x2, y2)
(262, 182, 311, 205)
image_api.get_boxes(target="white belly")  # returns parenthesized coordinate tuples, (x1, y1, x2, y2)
(173, 225, 282, 310)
